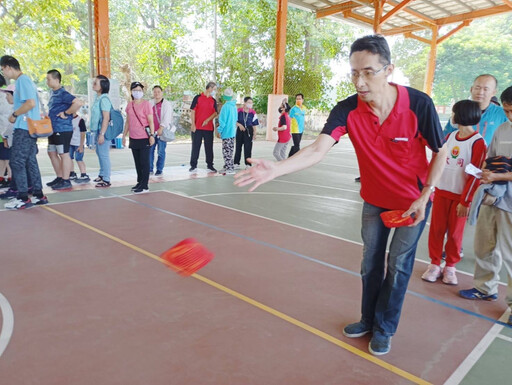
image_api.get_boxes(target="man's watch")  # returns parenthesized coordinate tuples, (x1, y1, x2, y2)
(11, 112, 18, 118)
(424, 184, 435, 193)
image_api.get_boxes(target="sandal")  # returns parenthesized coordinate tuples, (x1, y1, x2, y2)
(94, 176, 103, 182)
(95, 181, 111, 188)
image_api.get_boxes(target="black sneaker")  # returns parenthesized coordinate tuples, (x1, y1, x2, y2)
(52, 179, 73, 190)
(133, 187, 149, 193)
(46, 177, 62, 187)
(155, 170, 163, 176)
(69, 172, 78, 180)
(131, 184, 141, 191)
(189, 167, 197, 172)
(31, 195, 49, 205)
(207, 167, 217, 173)
(4, 197, 33, 210)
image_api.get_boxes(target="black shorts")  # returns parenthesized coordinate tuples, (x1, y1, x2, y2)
(48, 131, 73, 154)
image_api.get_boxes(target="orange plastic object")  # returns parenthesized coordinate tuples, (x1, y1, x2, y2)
(380, 210, 414, 228)
(160, 238, 214, 276)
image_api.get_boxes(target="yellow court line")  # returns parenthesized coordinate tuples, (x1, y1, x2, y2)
(42, 205, 431, 385)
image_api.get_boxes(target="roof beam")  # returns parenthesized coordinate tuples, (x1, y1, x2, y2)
(404, 32, 431, 45)
(435, 4, 511, 25)
(381, 24, 424, 35)
(380, 0, 416, 24)
(343, 9, 375, 26)
(315, 1, 363, 19)
(381, 0, 437, 25)
(437, 20, 472, 44)
(503, 0, 512, 10)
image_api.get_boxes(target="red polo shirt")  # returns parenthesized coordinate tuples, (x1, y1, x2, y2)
(190, 92, 218, 131)
(321, 84, 445, 210)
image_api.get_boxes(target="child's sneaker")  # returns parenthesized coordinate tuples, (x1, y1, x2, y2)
(69, 171, 78, 180)
(442, 266, 458, 285)
(421, 264, 442, 282)
(4, 197, 33, 210)
(75, 174, 91, 184)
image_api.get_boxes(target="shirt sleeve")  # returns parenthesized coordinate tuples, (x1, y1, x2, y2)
(18, 77, 36, 103)
(279, 114, 286, 127)
(460, 138, 487, 206)
(62, 90, 76, 106)
(190, 95, 199, 110)
(320, 102, 349, 142)
(79, 118, 87, 132)
(252, 112, 259, 126)
(144, 101, 152, 117)
(100, 96, 111, 111)
(415, 96, 445, 152)
(213, 99, 218, 113)
(289, 106, 297, 119)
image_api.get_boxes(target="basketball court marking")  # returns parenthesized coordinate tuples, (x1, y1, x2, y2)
(113, 193, 511, 329)
(0, 292, 14, 358)
(444, 310, 510, 385)
(40, 204, 431, 385)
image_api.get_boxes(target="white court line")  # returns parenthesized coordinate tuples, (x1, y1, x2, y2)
(0, 292, 14, 358)
(191, 191, 364, 205)
(273, 179, 361, 194)
(443, 310, 510, 385)
(496, 334, 512, 344)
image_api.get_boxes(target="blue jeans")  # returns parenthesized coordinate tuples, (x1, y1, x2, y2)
(11, 129, 42, 197)
(149, 137, 167, 173)
(95, 134, 111, 182)
(360, 201, 431, 336)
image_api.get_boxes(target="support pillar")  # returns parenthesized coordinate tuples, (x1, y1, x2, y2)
(94, 0, 111, 77)
(373, 0, 384, 33)
(424, 26, 438, 96)
(267, 0, 288, 141)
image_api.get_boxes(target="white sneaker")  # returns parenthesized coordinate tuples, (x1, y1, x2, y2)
(234, 164, 241, 170)
(4, 197, 33, 210)
(442, 266, 458, 285)
(226, 170, 236, 175)
(421, 264, 442, 282)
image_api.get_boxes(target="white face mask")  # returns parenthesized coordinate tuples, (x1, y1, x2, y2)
(132, 90, 144, 100)
(245, 103, 253, 109)
(210, 90, 216, 98)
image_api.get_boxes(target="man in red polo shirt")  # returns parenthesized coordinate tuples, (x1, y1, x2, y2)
(189, 81, 218, 172)
(235, 35, 448, 356)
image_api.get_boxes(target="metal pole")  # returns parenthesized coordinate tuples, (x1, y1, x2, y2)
(213, 0, 217, 82)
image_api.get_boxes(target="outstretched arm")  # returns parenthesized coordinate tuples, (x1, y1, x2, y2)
(234, 133, 336, 191)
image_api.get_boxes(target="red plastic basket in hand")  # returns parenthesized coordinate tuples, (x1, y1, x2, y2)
(160, 238, 214, 276)
(380, 210, 414, 228)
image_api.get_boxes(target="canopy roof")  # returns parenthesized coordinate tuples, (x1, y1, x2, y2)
(289, 0, 512, 35)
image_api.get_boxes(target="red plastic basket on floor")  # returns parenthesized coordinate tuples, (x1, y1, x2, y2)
(380, 210, 414, 228)
(160, 238, 214, 276)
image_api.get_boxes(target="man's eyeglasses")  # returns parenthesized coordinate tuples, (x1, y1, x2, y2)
(350, 64, 389, 81)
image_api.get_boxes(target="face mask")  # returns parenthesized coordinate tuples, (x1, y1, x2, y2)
(132, 90, 144, 100)
(210, 91, 216, 97)
(296, 100, 303, 106)
(222, 95, 232, 102)
(245, 103, 253, 109)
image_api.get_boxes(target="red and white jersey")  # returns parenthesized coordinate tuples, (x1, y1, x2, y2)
(437, 131, 486, 203)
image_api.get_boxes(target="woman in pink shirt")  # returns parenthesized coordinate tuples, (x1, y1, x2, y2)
(122, 82, 155, 193)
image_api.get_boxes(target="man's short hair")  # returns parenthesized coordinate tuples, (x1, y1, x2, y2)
(452, 100, 481, 126)
(0, 74, 6, 88)
(349, 35, 391, 65)
(0, 55, 21, 71)
(500, 86, 512, 105)
(205, 81, 216, 90)
(47, 69, 62, 83)
(474, 74, 498, 88)
(96, 75, 110, 94)
(295, 93, 304, 99)
(243, 96, 252, 103)
(153, 85, 163, 91)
